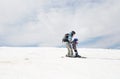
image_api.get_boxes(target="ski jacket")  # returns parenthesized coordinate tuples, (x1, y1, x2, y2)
(68, 32, 73, 42)
(62, 31, 75, 43)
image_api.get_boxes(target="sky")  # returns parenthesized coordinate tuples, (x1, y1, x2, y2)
(0, 0, 120, 49)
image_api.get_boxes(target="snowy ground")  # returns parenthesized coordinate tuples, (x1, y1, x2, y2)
(0, 47, 120, 79)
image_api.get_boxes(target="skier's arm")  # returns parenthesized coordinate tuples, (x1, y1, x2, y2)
(68, 35, 72, 43)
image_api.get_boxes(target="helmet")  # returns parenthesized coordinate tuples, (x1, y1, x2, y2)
(74, 38, 78, 41)
(71, 31, 76, 34)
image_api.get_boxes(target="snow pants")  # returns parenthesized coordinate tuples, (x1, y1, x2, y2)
(72, 43, 78, 56)
(65, 42, 73, 57)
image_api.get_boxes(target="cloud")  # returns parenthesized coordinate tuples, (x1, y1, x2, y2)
(0, 0, 120, 48)
(0, 0, 47, 24)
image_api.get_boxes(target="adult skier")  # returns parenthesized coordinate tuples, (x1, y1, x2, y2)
(62, 31, 76, 57)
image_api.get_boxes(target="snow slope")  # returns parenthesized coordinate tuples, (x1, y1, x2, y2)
(0, 47, 120, 79)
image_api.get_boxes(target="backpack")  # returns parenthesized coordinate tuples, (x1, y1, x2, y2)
(62, 33, 69, 42)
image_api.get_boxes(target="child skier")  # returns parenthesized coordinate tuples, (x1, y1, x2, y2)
(72, 38, 81, 57)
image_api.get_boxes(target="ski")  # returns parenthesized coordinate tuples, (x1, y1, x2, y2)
(61, 56, 87, 58)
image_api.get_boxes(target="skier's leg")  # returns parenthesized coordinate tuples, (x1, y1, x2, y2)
(66, 42, 71, 56)
(74, 50, 81, 57)
(74, 50, 78, 57)
(69, 43, 73, 56)
(66, 42, 73, 57)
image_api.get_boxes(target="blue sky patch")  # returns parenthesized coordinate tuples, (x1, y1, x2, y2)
(78, 36, 106, 47)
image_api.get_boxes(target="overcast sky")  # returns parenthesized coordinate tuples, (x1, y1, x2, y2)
(0, 0, 120, 49)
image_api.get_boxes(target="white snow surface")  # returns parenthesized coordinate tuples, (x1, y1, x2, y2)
(0, 47, 120, 79)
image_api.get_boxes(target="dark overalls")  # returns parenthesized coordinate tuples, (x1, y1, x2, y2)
(72, 40, 81, 57)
